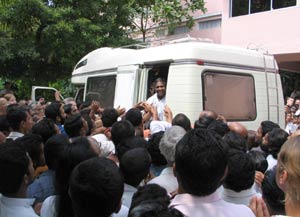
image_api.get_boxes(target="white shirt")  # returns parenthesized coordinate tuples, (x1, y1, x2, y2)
(285, 122, 298, 134)
(6, 131, 24, 140)
(170, 191, 255, 217)
(122, 184, 137, 208)
(40, 195, 56, 217)
(147, 93, 166, 121)
(92, 134, 115, 156)
(112, 205, 129, 217)
(266, 154, 277, 171)
(0, 195, 38, 217)
(221, 185, 260, 206)
(148, 167, 178, 194)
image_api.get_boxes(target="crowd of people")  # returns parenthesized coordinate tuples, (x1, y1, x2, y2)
(0, 78, 300, 217)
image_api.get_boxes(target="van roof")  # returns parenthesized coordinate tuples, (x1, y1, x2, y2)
(72, 41, 276, 84)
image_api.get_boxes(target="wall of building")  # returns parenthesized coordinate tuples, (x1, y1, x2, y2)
(221, 1, 300, 55)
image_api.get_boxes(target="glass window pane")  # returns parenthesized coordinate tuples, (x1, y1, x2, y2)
(86, 75, 116, 108)
(251, 0, 271, 13)
(232, 0, 249, 17)
(203, 72, 256, 121)
(273, 0, 296, 9)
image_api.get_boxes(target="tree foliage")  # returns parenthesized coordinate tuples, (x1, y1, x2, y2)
(0, 0, 134, 86)
(129, 0, 206, 41)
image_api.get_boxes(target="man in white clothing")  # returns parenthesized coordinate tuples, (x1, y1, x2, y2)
(148, 126, 186, 194)
(221, 150, 259, 206)
(170, 129, 255, 217)
(146, 78, 166, 121)
(0, 141, 37, 217)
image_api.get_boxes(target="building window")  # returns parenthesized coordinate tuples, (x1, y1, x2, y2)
(173, 26, 189, 35)
(231, 0, 296, 17)
(155, 29, 166, 37)
(198, 19, 221, 30)
(202, 72, 256, 121)
(251, 0, 271, 14)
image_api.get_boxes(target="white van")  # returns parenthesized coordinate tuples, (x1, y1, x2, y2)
(68, 38, 285, 130)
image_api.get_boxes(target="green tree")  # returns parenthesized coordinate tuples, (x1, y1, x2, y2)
(129, 0, 206, 42)
(0, 0, 134, 87)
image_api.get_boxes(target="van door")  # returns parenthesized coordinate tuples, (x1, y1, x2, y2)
(31, 86, 64, 103)
(114, 65, 140, 110)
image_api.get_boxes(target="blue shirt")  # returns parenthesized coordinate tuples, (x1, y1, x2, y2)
(27, 170, 55, 203)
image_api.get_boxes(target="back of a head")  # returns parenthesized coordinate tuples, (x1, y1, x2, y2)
(267, 128, 289, 159)
(45, 102, 61, 122)
(248, 150, 268, 174)
(111, 120, 135, 146)
(64, 113, 83, 138)
(31, 118, 58, 143)
(175, 129, 228, 196)
(147, 131, 167, 166)
(16, 133, 44, 168)
(207, 120, 230, 137)
(70, 157, 124, 217)
(129, 184, 183, 217)
(101, 107, 119, 127)
(125, 108, 142, 127)
(223, 131, 247, 152)
(194, 116, 215, 129)
(262, 167, 285, 215)
(224, 150, 255, 192)
(44, 134, 70, 170)
(0, 141, 30, 195)
(172, 113, 191, 132)
(55, 136, 99, 217)
(277, 136, 300, 203)
(116, 136, 148, 160)
(6, 106, 27, 131)
(159, 126, 186, 165)
(120, 148, 151, 187)
(260, 121, 280, 137)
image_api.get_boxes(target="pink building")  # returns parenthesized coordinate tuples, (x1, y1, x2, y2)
(149, 0, 300, 73)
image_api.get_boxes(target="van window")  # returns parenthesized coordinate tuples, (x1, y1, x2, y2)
(86, 75, 116, 108)
(203, 72, 256, 121)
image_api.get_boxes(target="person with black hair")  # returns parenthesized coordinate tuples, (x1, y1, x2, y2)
(129, 184, 184, 217)
(102, 107, 119, 128)
(16, 134, 45, 170)
(222, 150, 258, 205)
(0, 141, 37, 217)
(254, 120, 280, 147)
(27, 134, 69, 203)
(64, 113, 89, 138)
(44, 102, 66, 134)
(170, 129, 254, 217)
(248, 150, 268, 174)
(119, 148, 152, 208)
(147, 131, 167, 176)
(148, 126, 186, 193)
(6, 106, 33, 140)
(261, 167, 285, 216)
(207, 119, 230, 137)
(31, 118, 60, 144)
(125, 108, 144, 136)
(261, 128, 289, 171)
(115, 136, 147, 160)
(172, 113, 191, 132)
(194, 115, 215, 129)
(40, 136, 101, 217)
(69, 157, 125, 217)
(111, 120, 135, 147)
(223, 131, 248, 152)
